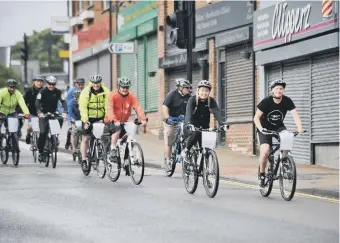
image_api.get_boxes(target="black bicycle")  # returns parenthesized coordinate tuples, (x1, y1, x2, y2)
(81, 121, 107, 178)
(40, 112, 62, 168)
(164, 115, 186, 177)
(0, 114, 25, 167)
(182, 126, 226, 198)
(29, 117, 40, 163)
(259, 130, 307, 201)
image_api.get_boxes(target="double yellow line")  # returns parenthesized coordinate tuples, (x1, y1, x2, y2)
(221, 179, 339, 204)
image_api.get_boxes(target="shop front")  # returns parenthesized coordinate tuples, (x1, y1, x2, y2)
(253, 1, 339, 168)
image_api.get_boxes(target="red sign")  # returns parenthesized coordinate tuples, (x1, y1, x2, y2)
(73, 15, 110, 53)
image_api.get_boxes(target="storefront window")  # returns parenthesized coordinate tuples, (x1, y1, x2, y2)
(102, 0, 110, 10)
(79, 0, 83, 11)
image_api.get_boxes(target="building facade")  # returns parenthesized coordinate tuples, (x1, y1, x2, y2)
(254, 1, 339, 168)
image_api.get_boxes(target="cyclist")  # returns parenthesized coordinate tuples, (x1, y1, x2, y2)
(79, 73, 109, 172)
(162, 78, 191, 168)
(70, 90, 81, 157)
(35, 76, 67, 162)
(0, 79, 30, 129)
(65, 78, 85, 149)
(182, 80, 228, 162)
(105, 77, 147, 175)
(24, 75, 44, 144)
(253, 79, 304, 188)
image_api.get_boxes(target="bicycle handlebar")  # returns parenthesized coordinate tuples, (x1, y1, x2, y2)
(0, 114, 27, 120)
(262, 129, 307, 137)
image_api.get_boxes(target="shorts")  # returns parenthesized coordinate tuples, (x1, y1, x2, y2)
(82, 117, 104, 136)
(71, 122, 82, 136)
(163, 121, 179, 146)
(257, 126, 286, 146)
(107, 123, 127, 139)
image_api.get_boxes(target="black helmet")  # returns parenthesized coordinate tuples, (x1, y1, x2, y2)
(118, 77, 131, 88)
(76, 78, 85, 84)
(197, 80, 211, 90)
(33, 75, 44, 82)
(176, 78, 191, 89)
(7, 79, 18, 87)
(46, 76, 57, 85)
(270, 79, 286, 90)
(90, 73, 102, 83)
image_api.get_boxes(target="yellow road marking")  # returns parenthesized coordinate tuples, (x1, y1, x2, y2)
(221, 179, 339, 204)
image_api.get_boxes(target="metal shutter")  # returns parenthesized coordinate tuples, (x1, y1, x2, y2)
(137, 38, 146, 108)
(146, 34, 158, 111)
(120, 53, 137, 94)
(266, 63, 282, 91)
(165, 67, 201, 93)
(225, 45, 253, 123)
(98, 52, 111, 90)
(75, 58, 98, 81)
(282, 60, 310, 164)
(311, 50, 339, 142)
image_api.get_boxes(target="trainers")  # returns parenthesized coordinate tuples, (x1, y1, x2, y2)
(81, 160, 89, 171)
(38, 153, 44, 162)
(258, 173, 266, 188)
(109, 148, 117, 161)
(25, 134, 31, 144)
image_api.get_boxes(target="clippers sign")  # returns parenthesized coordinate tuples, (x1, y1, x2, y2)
(108, 42, 135, 54)
(253, 1, 338, 51)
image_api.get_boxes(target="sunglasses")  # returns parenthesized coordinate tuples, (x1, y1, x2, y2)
(47, 83, 56, 86)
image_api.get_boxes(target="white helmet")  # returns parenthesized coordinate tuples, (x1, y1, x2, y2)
(46, 76, 57, 84)
(197, 80, 211, 90)
(90, 73, 102, 83)
(176, 78, 191, 88)
(118, 77, 131, 88)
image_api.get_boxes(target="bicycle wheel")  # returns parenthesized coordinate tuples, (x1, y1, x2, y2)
(45, 137, 50, 167)
(165, 141, 177, 177)
(129, 142, 145, 185)
(0, 135, 9, 164)
(51, 135, 58, 169)
(11, 134, 20, 167)
(95, 141, 106, 179)
(259, 166, 273, 197)
(31, 132, 38, 163)
(203, 149, 220, 198)
(181, 154, 198, 194)
(279, 155, 297, 201)
(106, 144, 121, 182)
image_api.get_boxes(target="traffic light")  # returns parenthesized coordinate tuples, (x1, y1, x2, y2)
(166, 1, 195, 49)
(21, 33, 28, 62)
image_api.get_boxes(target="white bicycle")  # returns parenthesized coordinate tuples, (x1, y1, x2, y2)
(105, 118, 146, 185)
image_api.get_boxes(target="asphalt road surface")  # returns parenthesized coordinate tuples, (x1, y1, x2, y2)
(0, 142, 338, 243)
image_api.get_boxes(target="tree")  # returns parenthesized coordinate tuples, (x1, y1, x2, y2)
(11, 28, 65, 72)
(0, 65, 25, 92)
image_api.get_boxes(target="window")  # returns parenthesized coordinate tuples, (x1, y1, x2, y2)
(88, 0, 94, 6)
(78, 0, 83, 11)
(102, 0, 110, 10)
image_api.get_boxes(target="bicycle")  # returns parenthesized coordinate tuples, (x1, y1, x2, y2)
(39, 112, 62, 169)
(182, 126, 226, 198)
(81, 121, 107, 178)
(0, 114, 26, 167)
(164, 115, 186, 177)
(30, 117, 40, 163)
(258, 129, 307, 201)
(70, 120, 82, 164)
(105, 118, 146, 185)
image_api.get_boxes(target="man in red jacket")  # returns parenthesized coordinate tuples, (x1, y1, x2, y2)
(105, 77, 147, 174)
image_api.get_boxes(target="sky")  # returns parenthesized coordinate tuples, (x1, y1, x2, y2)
(0, 0, 67, 47)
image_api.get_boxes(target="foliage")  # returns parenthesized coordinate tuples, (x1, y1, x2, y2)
(0, 65, 24, 92)
(11, 28, 66, 72)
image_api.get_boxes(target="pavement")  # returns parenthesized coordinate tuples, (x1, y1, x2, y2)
(20, 122, 339, 199)
(0, 142, 338, 243)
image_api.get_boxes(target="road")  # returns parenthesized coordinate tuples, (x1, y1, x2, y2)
(0, 142, 338, 243)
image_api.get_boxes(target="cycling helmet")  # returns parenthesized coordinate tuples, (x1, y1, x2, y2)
(46, 76, 57, 85)
(75, 78, 85, 84)
(7, 79, 18, 87)
(176, 78, 191, 88)
(73, 90, 81, 98)
(270, 79, 286, 89)
(118, 77, 131, 88)
(197, 80, 211, 90)
(33, 75, 44, 82)
(90, 73, 102, 83)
